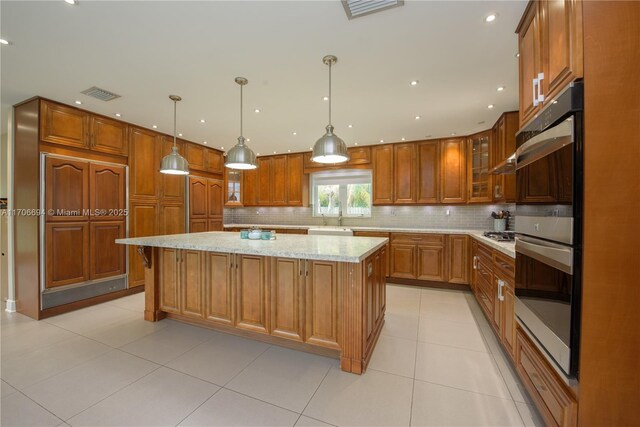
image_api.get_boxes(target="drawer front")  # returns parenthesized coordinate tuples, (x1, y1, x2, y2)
(476, 241, 493, 263)
(391, 233, 444, 245)
(493, 251, 515, 281)
(516, 328, 578, 427)
(476, 274, 494, 318)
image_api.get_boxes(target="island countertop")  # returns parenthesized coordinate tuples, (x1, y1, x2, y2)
(117, 231, 388, 263)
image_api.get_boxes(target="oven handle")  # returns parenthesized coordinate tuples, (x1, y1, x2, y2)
(516, 117, 574, 170)
(515, 236, 573, 275)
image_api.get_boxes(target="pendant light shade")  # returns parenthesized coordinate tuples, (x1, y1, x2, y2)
(225, 77, 258, 170)
(160, 95, 189, 175)
(312, 55, 349, 164)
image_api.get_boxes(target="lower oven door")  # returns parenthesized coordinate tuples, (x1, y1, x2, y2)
(515, 235, 575, 375)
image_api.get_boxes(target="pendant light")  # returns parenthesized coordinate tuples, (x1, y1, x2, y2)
(225, 77, 257, 170)
(312, 55, 349, 164)
(160, 95, 189, 175)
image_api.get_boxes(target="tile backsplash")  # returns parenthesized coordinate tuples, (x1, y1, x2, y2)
(225, 204, 516, 231)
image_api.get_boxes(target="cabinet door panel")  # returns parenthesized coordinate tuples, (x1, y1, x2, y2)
(372, 144, 394, 205)
(40, 101, 88, 149)
(181, 250, 204, 319)
(185, 143, 206, 171)
(45, 157, 89, 221)
(286, 153, 304, 206)
(205, 149, 224, 175)
(243, 168, 258, 206)
(90, 163, 126, 220)
(468, 131, 493, 203)
(518, 3, 542, 127)
(189, 177, 208, 218)
(394, 143, 416, 203)
(257, 158, 272, 205)
(46, 222, 89, 288)
(305, 260, 339, 349)
(417, 245, 445, 282)
(271, 258, 304, 342)
(207, 179, 224, 217)
(502, 286, 516, 359)
(189, 219, 207, 233)
(161, 137, 186, 202)
(129, 127, 159, 199)
(90, 116, 128, 156)
(159, 203, 185, 235)
(440, 138, 467, 203)
(389, 244, 416, 279)
(271, 155, 287, 205)
(128, 201, 158, 287)
(236, 255, 269, 333)
(90, 221, 125, 280)
(417, 141, 439, 203)
(208, 219, 223, 231)
(347, 146, 371, 165)
(448, 235, 469, 284)
(159, 248, 180, 314)
(205, 252, 234, 324)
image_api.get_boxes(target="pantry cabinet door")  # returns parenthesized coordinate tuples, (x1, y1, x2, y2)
(189, 177, 208, 219)
(189, 219, 207, 233)
(207, 179, 224, 218)
(89, 163, 126, 220)
(129, 127, 160, 199)
(205, 252, 234, 325)
(45, 157, 89, 222)
(159, 203, 185, 235)
(270, 258, 304, 342)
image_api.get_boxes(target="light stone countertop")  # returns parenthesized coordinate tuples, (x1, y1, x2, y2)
(223, 224, 515, 258)
(116, 232, 388, 263)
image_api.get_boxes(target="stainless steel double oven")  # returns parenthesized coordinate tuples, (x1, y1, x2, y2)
(514, 81, 583, 378)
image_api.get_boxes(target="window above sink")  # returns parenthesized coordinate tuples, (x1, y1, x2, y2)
(310, 170, 372, 218)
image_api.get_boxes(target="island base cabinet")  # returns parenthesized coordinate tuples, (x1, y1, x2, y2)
(142, 245, 387, 375)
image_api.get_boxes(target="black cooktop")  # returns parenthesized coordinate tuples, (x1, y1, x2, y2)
(483, 231, 515, 242)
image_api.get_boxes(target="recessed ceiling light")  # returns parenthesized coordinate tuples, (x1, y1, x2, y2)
(273, 151, 277, 154)
(292, 132, 297, 135)
(487, 104, 494, 109)
(410, 80, 419, 86)
(257, 152, 260, 156)
(484, 13, 497, 23)
(348, 124, 353, 128)
(515, 52, 520, 58)
(64, 0, 79, 5)
(115, 113, 121, 117)
(355, 142, 359, 146)
(323, 96, 329, 101)
(74, 100, 82, 105)
(254, 109, 261, 113)
(288, 149, 291, 153)
(152, 125, 158, 129)
(0, 39, 10, 45)
(203, 141, 207, 144)
(309, 147, 313, 150)
(380, 139, 384, 143)
(415, 115, 421, 120)
(401, 137, 406, 141)
(221, 146, 224, 149)
(178, 133, 183, 137)
(200, 119, 206, 123)
(497, 86, 505, 92)
(246, 138, 250, 142)
(451, 132, 456, 136)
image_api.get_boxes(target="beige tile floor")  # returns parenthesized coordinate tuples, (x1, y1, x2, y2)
(1, 285, 545, 426)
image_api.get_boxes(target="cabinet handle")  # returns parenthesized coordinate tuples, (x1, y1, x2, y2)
(532, 77, 539, 107)
(473, 256, 478, 270)
(305, 260, 309, 277)
(536, 72, 545, 103)
(498, 279, 505, 302)
(530, 372, 548, 392)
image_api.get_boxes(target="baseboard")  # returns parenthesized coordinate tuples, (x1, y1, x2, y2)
(386, 277, 471, 291)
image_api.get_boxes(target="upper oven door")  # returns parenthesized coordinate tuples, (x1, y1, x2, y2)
(515, 116, 575, 219)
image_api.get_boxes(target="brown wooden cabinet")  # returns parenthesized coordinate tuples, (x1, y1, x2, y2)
(303, 146, 372, 172)
(492, 112, 519, 203)
(89, 116, 128, 156)
(159, 203, 185, 235)
(286, 153, 304, 206)
(417, 244, 446, 282)
(160, 137, 186, 203)
(417, 140, 440, 204)
(45, 222, 90, 288)
(390, 233, 446, 281)
(159, 247, 180, 314)
(45, 157, 89, 222)
(40, 101, 89, 149)
(393, 143, 417, 204)
(189, 219, 207, 233)
(181, 249, 205, 319)
(271, 155, 288, 205)
(90, 221, 125, 280)
(389, 243, 416, 279)
(129, 201, 158, 287)
(185, 143, 206, 171)
(257, 157, 272, 205)
(305, 260, 340, 349)
(189, 177, 208, 219)
(225, 170, 243, 206)
(372, 144, 394, 205)
(440, 138, 467, 203)
(205, 149, 224, 175)
(353, 231, 390, 277)
(205, 252, 235, 325)
(236, 254, 269, 334)
(270, 257, 304, 342)
(243, 168, 258, 206)
(467, 130, 493, 203)
(129, 127, 160, 199)
(241, 153, 306, 207)
(188, 176, 223, 232)
(517, 0, 583, 127)
(207, 179, 224, 218)
(89, 163, 126, 220)
(447, 235, 469, 284)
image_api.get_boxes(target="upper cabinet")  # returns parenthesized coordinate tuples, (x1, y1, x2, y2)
(517, 0, 583, 128)
(240, 153, 306, 207)
(416, 140, 440, 204)
(286, 153, 304, 206)
(393, 143, 417, 204)
(225, 170, 243, 206)
(129, 127, 160, 199)
(467, 130, 493, 203)
(185, 142, 224, 175)
(303, 146, 372, 172)
(372, 144, 394, 205)
(440, 138, 467, 204)
(40, 100, 128, 156)
(492, 111, 519, 203)
(205, 149, 224, 175)
(185, 143, 206, 171)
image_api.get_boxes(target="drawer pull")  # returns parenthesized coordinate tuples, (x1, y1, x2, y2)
(530, 372, 548, 392)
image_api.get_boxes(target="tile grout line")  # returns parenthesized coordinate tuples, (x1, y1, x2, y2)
(408, 287, 423, 427)
(172, 386, 223, 427)
(293, 363, 335, 427)
(8, 389, 65, 426)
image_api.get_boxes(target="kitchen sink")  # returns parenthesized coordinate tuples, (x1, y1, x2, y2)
(307, 227, 354, 236)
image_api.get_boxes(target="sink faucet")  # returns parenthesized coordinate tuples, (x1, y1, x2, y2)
(338, 207, 343, 227)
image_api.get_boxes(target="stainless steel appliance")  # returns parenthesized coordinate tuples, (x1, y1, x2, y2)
(514, 81, 583, 377)
(483, 231, 515, 242)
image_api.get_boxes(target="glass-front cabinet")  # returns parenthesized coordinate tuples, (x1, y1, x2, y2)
(467, 130, 492, 203)
(225, 170, 243, 206)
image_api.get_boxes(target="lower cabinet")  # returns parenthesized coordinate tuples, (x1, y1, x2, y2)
(181, 249, 205, 319)
(236, 255, 269, 334)
(90, 221, 125, 280)
(205, 252, 234, 325)
(189, 219, 207, 233)
(305, 260, 340, 349)
(447, 235, 469, 284)
(45, 222, 90, 289)
(270, 258, 304, 342)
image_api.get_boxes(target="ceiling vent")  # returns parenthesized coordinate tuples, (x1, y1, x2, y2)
(81, 86, 121, 101)
(342, 0, 404, 19)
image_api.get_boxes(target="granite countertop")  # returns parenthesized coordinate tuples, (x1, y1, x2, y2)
(223, 224, 515, 258)
(116, 232, 388, 263)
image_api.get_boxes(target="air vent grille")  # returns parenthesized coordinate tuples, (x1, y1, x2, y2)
(342, 0, 404, 19)
(81, 86, 121, 101)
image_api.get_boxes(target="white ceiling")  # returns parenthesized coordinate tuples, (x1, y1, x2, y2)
(1, 0, 526, 154)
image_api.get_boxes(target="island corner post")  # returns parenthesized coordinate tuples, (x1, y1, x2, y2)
(134, 243, 387, 375)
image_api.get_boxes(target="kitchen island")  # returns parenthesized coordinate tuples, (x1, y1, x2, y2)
(117, 232, 388, 374)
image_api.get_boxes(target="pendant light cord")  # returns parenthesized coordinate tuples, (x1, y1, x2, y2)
(240, 83, 244, 138)
(328, 61, 332, 126)
(173, 99, 177, 149)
